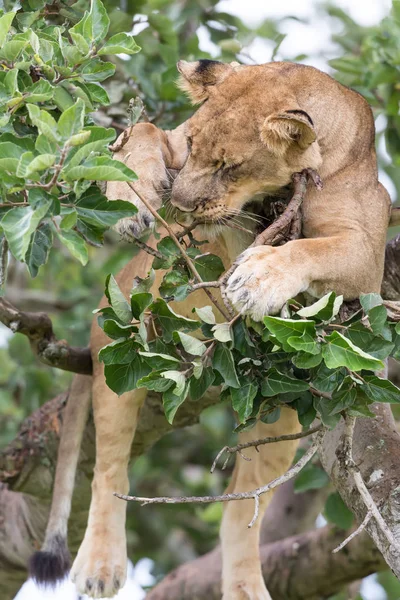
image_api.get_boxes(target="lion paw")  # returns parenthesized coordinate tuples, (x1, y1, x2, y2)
(71, 528, 127, 598)
(114, 209, 155, 241)
(225, 246, 309, 320)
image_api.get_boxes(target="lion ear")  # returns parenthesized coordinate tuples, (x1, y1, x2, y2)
(260, 109, 316, 156)
(177, 59, 237, 104)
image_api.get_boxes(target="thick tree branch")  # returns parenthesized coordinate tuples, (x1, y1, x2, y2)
(319, 403, 400, 579)
(146, 525, 384, 600)
(0, 297, 92, 375)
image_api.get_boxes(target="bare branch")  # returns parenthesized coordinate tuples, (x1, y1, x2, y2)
(0, 297, 92, 375)
(333, 511, 372, 553)
(131, 238, 164, 259)
(115, 428, 325, 529)
(382, 233, 400, 300)
(211, 424, 323, 473)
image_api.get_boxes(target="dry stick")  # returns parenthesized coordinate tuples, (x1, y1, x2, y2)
(332, 510, 372, 554)
(343, 415, 400, 551)
(0, 238, 8, 290)
(115, 427, 325, 528)
(132, 238, 164, 260)
(210, 424, 323, 473)
(127, 182, 229, 320)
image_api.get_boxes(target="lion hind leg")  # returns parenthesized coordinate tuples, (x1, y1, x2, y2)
(29, 373, 92, 586)
(220, 408, 301, 600)
(70, 376, 147, 599)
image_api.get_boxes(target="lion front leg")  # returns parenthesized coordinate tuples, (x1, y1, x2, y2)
(70, 372, 147, 598)
(108, 122, 188, 241)
(220, 408, 301, 600)
(225, 233, 384, 320)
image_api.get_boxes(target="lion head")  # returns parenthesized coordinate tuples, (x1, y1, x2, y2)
(170, 60, 322, 223)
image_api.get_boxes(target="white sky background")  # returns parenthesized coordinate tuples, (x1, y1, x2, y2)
(12, 1, 394, 599)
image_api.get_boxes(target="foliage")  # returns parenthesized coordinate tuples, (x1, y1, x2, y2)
(99, 236, 400, 429)
(0, 0, 141, 282)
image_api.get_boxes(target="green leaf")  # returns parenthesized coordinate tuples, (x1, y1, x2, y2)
(104, 355, 150, 395)
(139, 352, 179, 370)
(161, 370, 186, 396)
(79, 60, 115, 83)
(60, 208, 77, 230)
(75, 188, 137, 229)
(130, 292, 152, 320)
(193, 253, 225, 281)
(163, 383, 189, 424)
(329, 383, 357, 414)
(25, 79, 54, 103)
(231, 382, 258, 422)
(361, 375, 400, 404)
(189, 367, 215, 401)
(25, 223, 52, 277)
(98, 33, 140, 55)
(56, 228, 88, 265)
(151, 298, 198, 342)
(159, 270, 190, 301)
(213, 344, 240, 388)
(360, 293, 383, 312)
(106, 274, 132, 324)
(27, 104, 60, 143)
(312, 364, 344, 393)
(24, 154, 56, 178)
(89, 0, 110, 42)
(287, 332, 320, 355)
(174, 331, 206, 356)
(261, 368, 309, 397)
(264, 317, 317, 352)
(64, 156, 137, 182)
(294, 464, 329, 493)
(313, 396, 341, 428)
(98, 338, 137, 364)
(297, 292, 343, 321)
(1, 201, 51, 261)
(293, 392, 316, 428)
(195, 306, 216, 325)
(67, 127, 115, 167)
(0, 12, 16, 47)
(70, 31, 90, 55)
(345, 322, 394, 360)
(292, 352, 322, 369)
(58, 98, 85, 140)
(322, 331, 384, 372)
(324, 492, 354, 530)
(212, 322, 233, 343)
(137, 372, 174, 393)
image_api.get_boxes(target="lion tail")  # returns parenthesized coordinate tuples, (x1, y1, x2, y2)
(29, 374, 91, 585)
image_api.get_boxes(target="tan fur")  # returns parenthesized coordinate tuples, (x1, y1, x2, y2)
(44, 61, 390, 600)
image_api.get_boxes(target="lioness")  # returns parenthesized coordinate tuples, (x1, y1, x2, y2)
(31, 61, 391, 600)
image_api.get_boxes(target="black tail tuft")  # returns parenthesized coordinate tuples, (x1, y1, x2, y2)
(29, 535, 71, 586)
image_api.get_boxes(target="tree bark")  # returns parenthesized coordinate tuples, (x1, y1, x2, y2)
(319, 403, 400, 579)
(146, 526, 384, 600)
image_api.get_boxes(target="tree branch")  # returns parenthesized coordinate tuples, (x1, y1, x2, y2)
(319, 403, 400, 579)
(146, 525, 384, 600)
(114, 428, 325, 530)
(382, 233, 400, 300)
(0, 297, 92, 375)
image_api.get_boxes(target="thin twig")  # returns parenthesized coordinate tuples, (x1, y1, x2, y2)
(0, 238, 9, 292)
(332, 510, 372, 553)
(190, 280, 221, 291)
(211, 424, 323, 473)
(127, 182, 229, 320)
(343, 415, 400, 551)
(26, 146, 68, 191)
(132, 239, 163, 260)
(115, 428, 325, 529)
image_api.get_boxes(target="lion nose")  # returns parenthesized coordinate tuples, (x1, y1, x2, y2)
(170, 194, 199, 213)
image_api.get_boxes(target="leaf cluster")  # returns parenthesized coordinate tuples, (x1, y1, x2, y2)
(99, 234, 400, 428)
